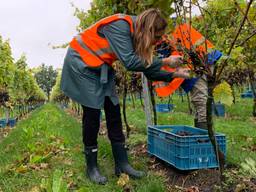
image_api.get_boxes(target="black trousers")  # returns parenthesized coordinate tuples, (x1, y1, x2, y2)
(82, 97, 125, 147)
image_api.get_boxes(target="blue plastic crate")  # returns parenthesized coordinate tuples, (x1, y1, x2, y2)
(155, 104, 174, 113)
(0, 119, 7, 128)
(177, 92, 186, 96)
(241, 91, 254, 98)
(8, 118, 17, 127)
(28, 106, 34, 111)
(60, 103, 68, 109)
(147, 125, 226, 170)
(212, 103, 225, 117)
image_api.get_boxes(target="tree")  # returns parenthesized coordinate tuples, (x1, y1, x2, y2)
(50, 71, 69, 104)
(0, 36, 15, 107)
(74, 0, 174, 31)
(34, 63, 58, 101)
(171, 0, 255, 174)
(0, 36, 46, 118)
(192, 0, 256, 116)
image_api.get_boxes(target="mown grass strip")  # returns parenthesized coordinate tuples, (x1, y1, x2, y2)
(125, 94, 256, 166)
(0, 103, 167, 192)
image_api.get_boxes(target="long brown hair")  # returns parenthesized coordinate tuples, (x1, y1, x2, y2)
(133, 8, 167, 66)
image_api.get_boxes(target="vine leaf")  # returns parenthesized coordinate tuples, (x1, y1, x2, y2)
(230, 46, 244, 60)
(240, 158, 256, 178)
(213, 81, 233, 106)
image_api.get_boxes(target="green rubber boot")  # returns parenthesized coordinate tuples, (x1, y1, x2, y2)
(84, 146, 107, 185)
(111, 142, 145, 179)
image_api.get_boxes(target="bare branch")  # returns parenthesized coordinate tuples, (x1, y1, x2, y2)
(238, 29, 256, 46)
(189, 0, 192, 48)
(192, 0, 211, 17)
(233, 0, 255, 29)
(216, 0, 254, 81)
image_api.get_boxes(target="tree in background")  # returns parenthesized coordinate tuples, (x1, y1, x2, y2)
(34, 63, 57, 101)
(74, 0, 174, 31)
(192, 0, 256, 116)
(0, 35, 46, 119)
(172, 0, 255, 173)
(50, 71, 69, 105)
(0, 36, 15, 108)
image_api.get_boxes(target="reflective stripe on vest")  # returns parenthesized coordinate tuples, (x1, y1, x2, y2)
(75, 34, 113, 58)
(154, 80, 184, 97)
(153, 65, 185, 97)
(70, 14, 134, 67)
(171, 23, 214, 53)
(153, 76, 184, 97)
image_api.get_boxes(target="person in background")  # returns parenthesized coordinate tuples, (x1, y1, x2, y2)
(155, 38, 222, 129)
(181, 50, 222, 129)
(61, 8, 190, 184)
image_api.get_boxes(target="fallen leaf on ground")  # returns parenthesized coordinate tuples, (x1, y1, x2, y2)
(117, 173, 129, 187)
(15, 165, 28, 174)
(28, 186, 40, 192)
(186, 186, 199, 192)
(235, 183, 247, 192)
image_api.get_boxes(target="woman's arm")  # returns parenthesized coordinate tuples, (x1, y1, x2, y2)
(101, 20, 153, 71)
(101, 20, 188, 81)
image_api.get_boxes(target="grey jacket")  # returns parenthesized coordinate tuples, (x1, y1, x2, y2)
(60, 16, 173, 109)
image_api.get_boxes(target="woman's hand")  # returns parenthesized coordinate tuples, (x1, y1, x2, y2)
(162, 55, 183, 68)
(172, 67, 191, 79)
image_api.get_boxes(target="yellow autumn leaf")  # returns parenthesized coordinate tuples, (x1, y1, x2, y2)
(29, 186, 40, 192)
(213, 81, 233, 106)
(117, 173, 129, 187)
(15, 165, 28, 174)
(230, 46, 243, 60)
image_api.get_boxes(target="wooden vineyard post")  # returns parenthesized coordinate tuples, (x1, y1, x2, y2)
(142, 74, 153, 126)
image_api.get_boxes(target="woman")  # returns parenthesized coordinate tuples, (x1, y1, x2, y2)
(61, 8, 189, 185)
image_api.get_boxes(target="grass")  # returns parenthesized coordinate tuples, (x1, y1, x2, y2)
(125, 93, 256, 166)
(0, 104, 166, 192)
(0, 93, 255, 191)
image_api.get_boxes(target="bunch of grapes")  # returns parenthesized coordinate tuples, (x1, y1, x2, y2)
(224, 69, 252, 86)
(130, 73, 142, 93)
(155, 38, 208, 77)
(0, 91, 9, 105)
(187, 49, 206, 76)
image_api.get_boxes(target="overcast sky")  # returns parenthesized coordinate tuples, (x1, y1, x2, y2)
(0, 0, 92, 69)
(0, 1, 202, 69)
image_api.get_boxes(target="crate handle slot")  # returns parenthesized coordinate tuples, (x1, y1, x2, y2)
(197, 139, 210, 143)
(159, 133, 166, 139)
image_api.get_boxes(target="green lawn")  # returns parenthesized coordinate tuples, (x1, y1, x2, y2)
(0, 94, 255, 191)
(125, 94, 256, 165)
(0, 104, 166, 192)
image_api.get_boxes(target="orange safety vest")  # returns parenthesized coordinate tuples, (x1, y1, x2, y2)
(154, 23, 214, 97)
(70, 14, 134, 67)
(153, 65, 185, 97)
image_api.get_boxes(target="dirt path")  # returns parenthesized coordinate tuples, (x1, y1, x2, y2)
(132, 143, 256, 192)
